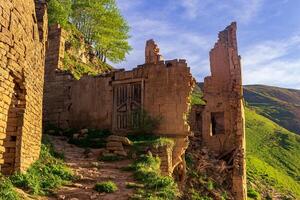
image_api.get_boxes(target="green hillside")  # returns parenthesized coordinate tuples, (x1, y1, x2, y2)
(244, 85, 300, 135)
(245, 107, 300, 199)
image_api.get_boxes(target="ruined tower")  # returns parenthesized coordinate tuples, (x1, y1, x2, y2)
(145, 39, 164, 64)
(202, 22, 246, 199)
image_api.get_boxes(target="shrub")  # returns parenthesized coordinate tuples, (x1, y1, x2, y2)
(131, 109, 162, 134)
(0, 175, 20, 200)
(94, 181, 118, 193)
(10, 144, 74, 195)
(128, 154, 180, 200)
(247, 188, 260, 199)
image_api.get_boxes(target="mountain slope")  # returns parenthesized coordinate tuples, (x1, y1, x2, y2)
(245, 107, 300, 199)
(244, 85, 300, 134)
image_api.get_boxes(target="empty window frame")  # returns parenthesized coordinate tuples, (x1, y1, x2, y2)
(211, 112, 225, 135)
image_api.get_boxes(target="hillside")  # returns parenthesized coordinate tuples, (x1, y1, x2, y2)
(244, 85, 300, 135)
(245, 108, 300, 199)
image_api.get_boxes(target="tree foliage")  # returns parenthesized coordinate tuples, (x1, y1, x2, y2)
(47, 0, 72, 27)
(47, 0, 131, 63)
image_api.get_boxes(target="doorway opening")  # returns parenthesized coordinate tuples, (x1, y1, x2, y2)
(1, 75, 26, 175)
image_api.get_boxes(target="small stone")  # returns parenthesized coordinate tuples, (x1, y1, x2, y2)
(73, 133, 80, 139)
(106, 135, 132, 146)
(90, 194, 98, 199)
(58, 195, 65, 200)
(80, 128, 89, 134)
(73, 183, 83, 188)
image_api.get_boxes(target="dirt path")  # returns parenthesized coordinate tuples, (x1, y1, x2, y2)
(47, 136, 136, 200)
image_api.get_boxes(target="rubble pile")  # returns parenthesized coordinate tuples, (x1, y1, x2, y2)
(184, 136, 235, 200)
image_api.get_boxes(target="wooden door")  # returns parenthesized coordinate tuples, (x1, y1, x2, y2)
(113, 81, 143, 131)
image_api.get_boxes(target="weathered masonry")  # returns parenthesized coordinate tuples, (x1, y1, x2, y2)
(43, 26, 194, 176)
(0, 0, 47, 174)
(189, 22, 247, 199)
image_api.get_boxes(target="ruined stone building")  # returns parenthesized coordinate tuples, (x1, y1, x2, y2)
(0, 1, 246, 199)
(0, 0, 47, 174)
(43, 25, 194, 177)
(189, 22, 247, 200)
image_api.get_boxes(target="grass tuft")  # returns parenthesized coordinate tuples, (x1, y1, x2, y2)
(10, 142, 74, 195)
(0, 175, 20, 200)
(94, 181, 118, 193)
(128, 154, 180, 200)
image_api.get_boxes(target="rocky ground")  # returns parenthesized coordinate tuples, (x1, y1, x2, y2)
(46, 135, 136, 200)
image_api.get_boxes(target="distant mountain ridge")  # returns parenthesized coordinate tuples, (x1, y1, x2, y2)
(244, 84, 300, 135)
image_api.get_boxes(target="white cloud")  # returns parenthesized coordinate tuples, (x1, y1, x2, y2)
(115, 12, 213, 80)
(176, 0, 264, 24)
(242, 35, 300, 89)
(115, 0, 300, 89)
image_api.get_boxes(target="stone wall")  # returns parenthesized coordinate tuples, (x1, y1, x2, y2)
(44, 36, 194, 175)
(0, 0, 47, 174)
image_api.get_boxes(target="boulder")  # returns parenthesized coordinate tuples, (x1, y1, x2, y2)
(106, 141, 124, 151)
(106, 135, 132, 146)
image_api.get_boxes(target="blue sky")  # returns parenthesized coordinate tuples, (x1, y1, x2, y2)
(115, 0, 300, 89)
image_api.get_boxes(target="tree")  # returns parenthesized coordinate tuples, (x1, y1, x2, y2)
(70, 0, 132, 63)
(47, 0, 132, 63)
(47, 0, 72, 27)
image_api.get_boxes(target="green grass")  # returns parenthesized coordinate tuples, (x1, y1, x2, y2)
(244, 85, 300, 134)
(10, 141, 74, 195)
(0, 175, 20, 200)
(128, 135, 174, 152)
(190, 90, 206, 106)
(125, 182, 144, 189)
(94, 181, 118, 193)
(247, 188, 260, 199)
(128, 154, 180, 200)
(62, 53, 112, 80)
(245, 107, 300, 198)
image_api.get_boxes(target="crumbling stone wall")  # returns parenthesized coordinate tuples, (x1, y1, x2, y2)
(0, 0, 47, 174)
(44, 35, 194, 175)
(189, 22, 246, 200)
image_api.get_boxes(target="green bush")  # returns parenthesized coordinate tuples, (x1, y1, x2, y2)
(247, 188, 260, 199)
(0, 176, 20, 200)
(10, 144, 74, 195)
(190, 90, 206, 106)
(94, 181, 118, 193)
(128, 154, 180, 200)
(131, 110, 162, 134)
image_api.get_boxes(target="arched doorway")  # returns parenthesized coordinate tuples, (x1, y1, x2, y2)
(1, 74, 26, 175)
